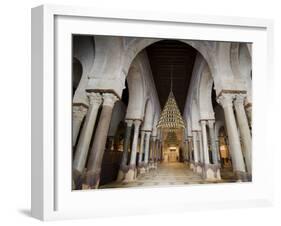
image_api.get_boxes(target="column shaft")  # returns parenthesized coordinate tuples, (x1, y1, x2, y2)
(188, 137, 193, 162)
(128, 120, 141, 167)
(72, 93, 102, 188)
(208, 120, 219, 164)
(234, 95, 252, 173)
(85, 93, 118, 188)
(72, 105, 88, 146)
(192, 131, 199, 163)
(184, 140, 189, 162)
(144, 131, 151, 165)
(218, 94, 246, 180)
(198, 131, 204, 163)
(150, 137, 155, 162)
(120, 120, 133, 166)
(200, 120, 210, 164)
(138, 130, 145, 164)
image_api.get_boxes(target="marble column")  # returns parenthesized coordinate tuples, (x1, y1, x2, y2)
(155, 139, 160, 162)
(138, 131, 146, 174)
(72, 104, 88, 146)
(245, 104, 252, 128)
(124, 119, 141, 182)
(192, 131, 201, 173)
(234, 95, 252, 175)
(218, 93, 247, 181)
(200, 120, 210, 164)
(154, 139, 158, 168)
(138, 130, 145, 165)
(159, 140, 162, 161)
(72, 93, 102, 188)
(85, 93, 118, 189)
(207, 120, 219, 165)
(144, 131, 151, 170)
(116, 119, 133, 182)
(198, 131, 204, 164)
(205, 120, 221, 180)
(184, 140, 189, 162)
(149, 137, 155, 168)
(188, 137, 193, 162)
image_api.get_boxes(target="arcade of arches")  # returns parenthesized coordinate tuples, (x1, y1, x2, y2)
(72, 35, 252, 190)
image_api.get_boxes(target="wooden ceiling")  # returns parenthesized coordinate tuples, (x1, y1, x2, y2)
(146, 40, 197, 114)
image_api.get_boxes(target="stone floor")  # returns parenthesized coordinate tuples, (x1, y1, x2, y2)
(100, 162, 237, 189)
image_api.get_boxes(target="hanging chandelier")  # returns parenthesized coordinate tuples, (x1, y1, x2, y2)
(157, 65, 186, 131)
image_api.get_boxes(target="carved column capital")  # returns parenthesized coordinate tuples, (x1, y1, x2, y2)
(207, 119, 215, 128)
(133, 119, 142, 128)
(72, 105, 88, 121)
(125, 119, 133, 127)
(200, 120, 207, 126)
(87, 92, 103, 106)
(217, 93, 235, 108)
(102, 93, 119, 107)
(234, 94, 246, 108)
(145, 131, 152, 136)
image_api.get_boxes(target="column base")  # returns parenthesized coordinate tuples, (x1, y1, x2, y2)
(72, 169, 84, 190)
(137, 162, 146, 175)
(123, 165, 137, 182)
(84, 170, 100, 189)
(235, 170, 250, 182)
(116, 165, 129, 182)
(194, 162, 203, 174)
(149, 161, 156, 169)
(143, 163, 150, 172)
(203, 164, 221, 181)
(189, 161, 195, 170)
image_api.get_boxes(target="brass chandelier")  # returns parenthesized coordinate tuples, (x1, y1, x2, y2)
(157, 66, 186, 131)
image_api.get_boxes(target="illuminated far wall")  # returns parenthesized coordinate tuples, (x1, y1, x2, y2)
(162, 145, 180, 163)
(161, 128, 184, 163)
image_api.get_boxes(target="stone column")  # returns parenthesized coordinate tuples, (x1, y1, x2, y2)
(144, 131, 151, 171)
(207, 120, 219, 165)
(234, 95, 252, 175)
(149, 136, 156, 169)
(154, 139, 159, 168)
(198, 131, 204, 164)
(85, 93, 118, 189)
(138, 130, 145, 165)
(116, 119, 133, 181)
(72, 93, 102, 189)
(187, 137, 194, 168)
(124, 119, 141, 182)
(200, 120, 210, 164)
(72, 104, 88, 146)
(138, 131, 146, 174)
(218, 93, 247, 181)
(205, 120, 221, 180)
(155, 139, 159, 162)
(245, 103, 252, 128)
(192, 131, 201, 173)
(159, 140, 162, 161)
(187, 137, 193, 161)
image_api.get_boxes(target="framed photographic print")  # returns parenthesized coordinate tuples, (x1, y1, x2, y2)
(31, 4, 274, 221)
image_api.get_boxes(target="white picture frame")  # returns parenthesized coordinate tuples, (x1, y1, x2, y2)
(31, 4, 274, 221)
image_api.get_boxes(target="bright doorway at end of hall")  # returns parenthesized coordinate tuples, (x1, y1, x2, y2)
(163, 146, 179, 163)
